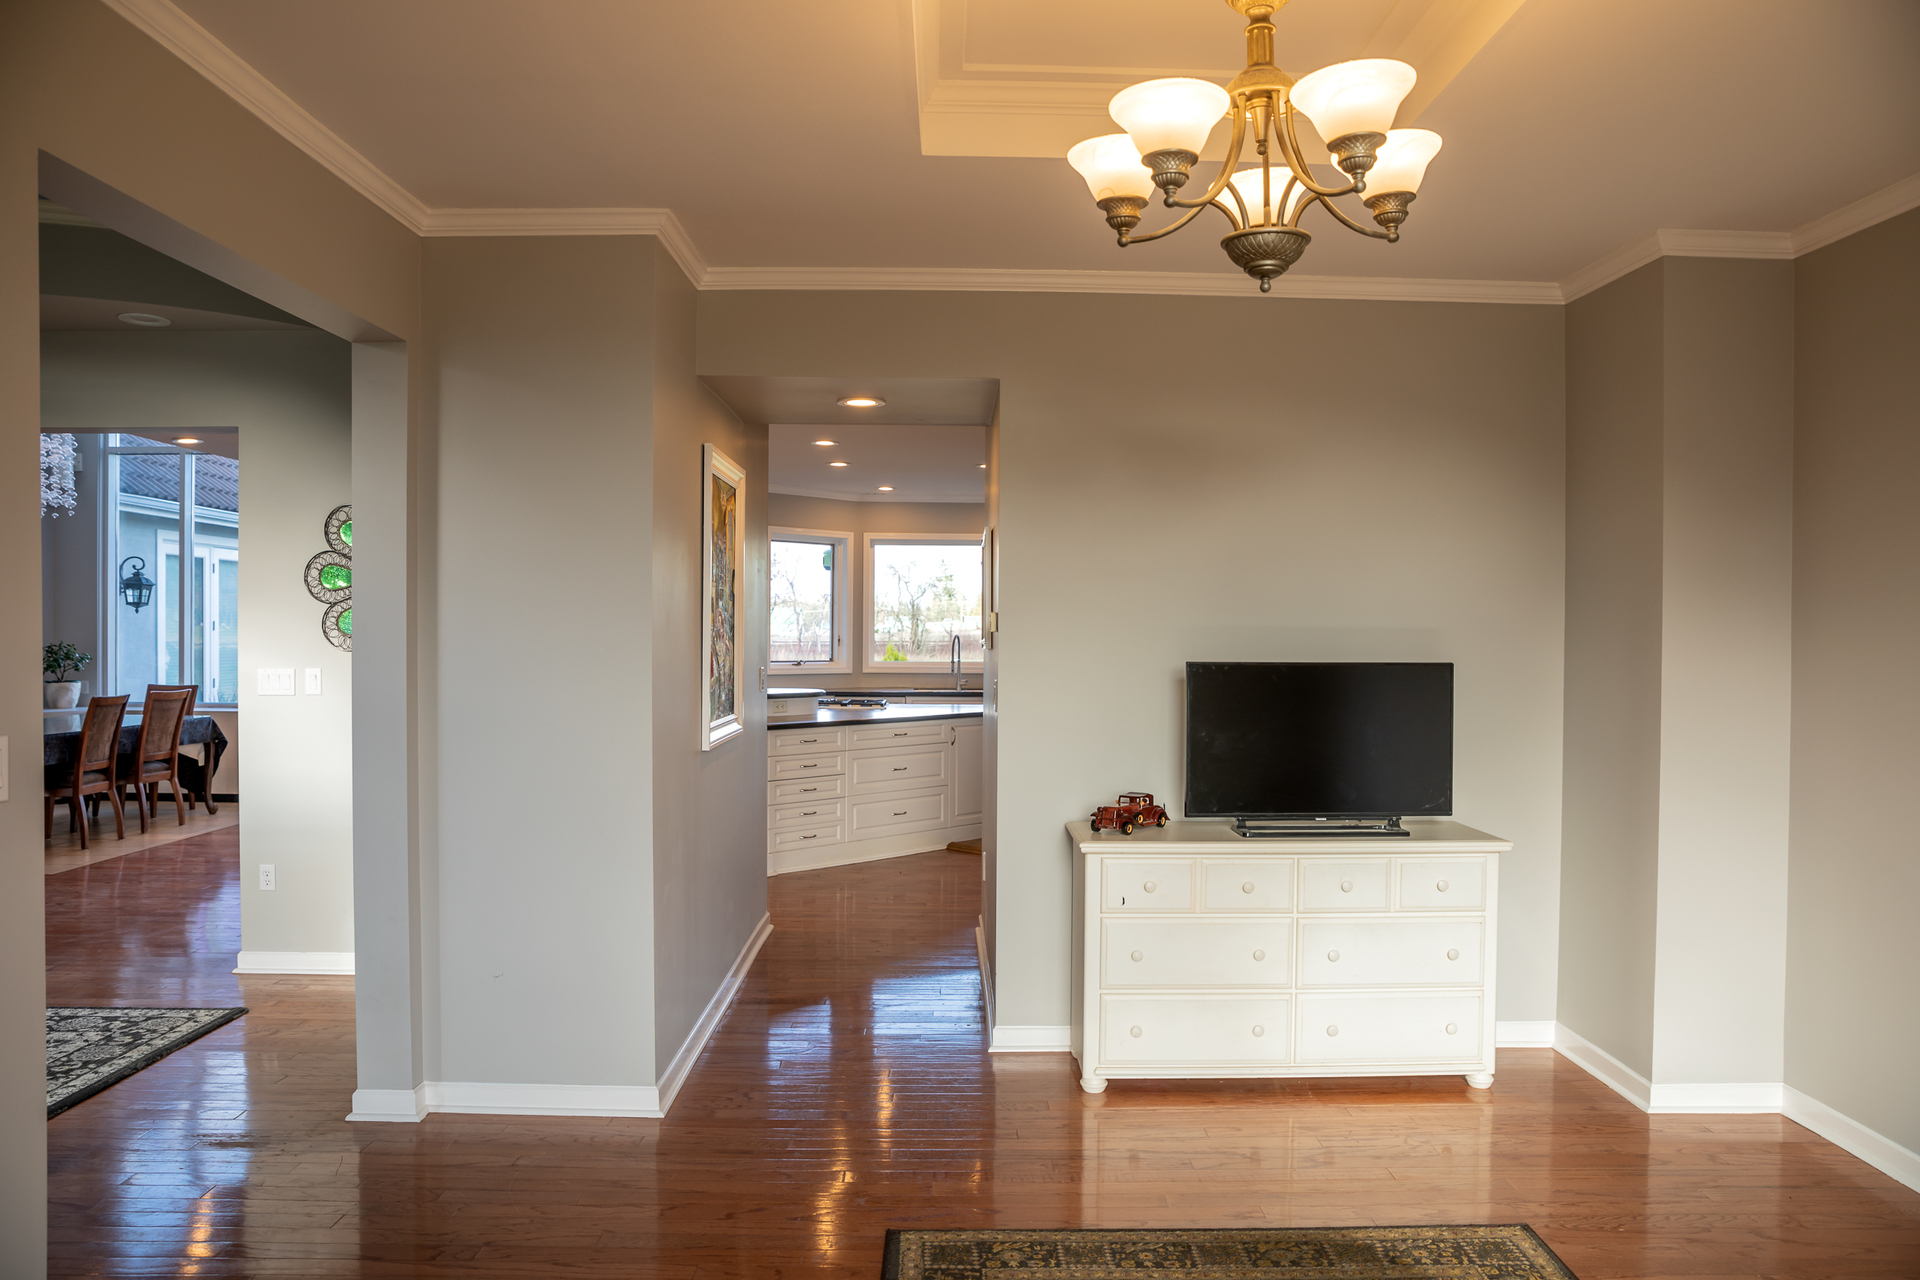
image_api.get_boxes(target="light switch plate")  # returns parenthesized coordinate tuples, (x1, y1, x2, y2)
(304, 668, 323, 695)
(0, 735, 8, 802)
(258, 668, 295, 696)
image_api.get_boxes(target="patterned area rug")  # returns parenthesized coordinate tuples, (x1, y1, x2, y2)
(47, 1006, 247, 1118)
(882, 1225, 1578, 1279)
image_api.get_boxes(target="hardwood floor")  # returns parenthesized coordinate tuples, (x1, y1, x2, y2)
(45, 835, 1920, 1277)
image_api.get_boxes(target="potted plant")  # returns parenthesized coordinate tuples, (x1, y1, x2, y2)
(43, 642, 91, 709)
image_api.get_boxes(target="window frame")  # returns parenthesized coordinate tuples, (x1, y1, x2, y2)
(860, 532, 986, 674)
(768, 525, 853, 674)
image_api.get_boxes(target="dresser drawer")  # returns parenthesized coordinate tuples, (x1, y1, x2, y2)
(1397, 859, 1486, 910)
(1202, 859, 1294, 911)
(768, 751, 845, 783)
(1296, 993, 1482, 1062)
(849, 721, 950, 747)
(848, 745, 948, 792)
(770, 796, 846, 828)
(1297, 920, 1484, 987)
(1100, 860, 1195, 911)
(1102, 995, 1291, 1064)
(767, 775, 846, 805)
(767, 822, 845, 855)
(1101, 919, 1291, 988)
(770, 726, 846, 755)
(849, 790, 948, 839)
(1298, 859, 1391, 911)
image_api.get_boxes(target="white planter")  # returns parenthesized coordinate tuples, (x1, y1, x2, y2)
(43, 681, 81, 709)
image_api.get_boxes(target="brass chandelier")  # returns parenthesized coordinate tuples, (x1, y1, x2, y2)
(1067, 0, 1443, 291)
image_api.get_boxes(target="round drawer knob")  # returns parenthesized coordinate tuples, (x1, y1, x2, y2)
(1446, 1023, 1459, 1035)
(1327, 949, 1340, 962)
(1437, 879, 1450, 892)
(1241, 881, 1256, 894)
(1252, 1025, 1265, 1037)
(1252, 949, 1266, 962)
(1130, 950, 1143, 962)
(1340, 879, 1354, 893)
(1129, 1026, 1143, 1038)
(1326, 1025, 1339, 1037)
(1143, 881, 1157, 893)
(1447, 948, 1460, 961)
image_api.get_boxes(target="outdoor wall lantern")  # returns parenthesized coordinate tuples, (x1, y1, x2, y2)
(118, 556, 155, 612)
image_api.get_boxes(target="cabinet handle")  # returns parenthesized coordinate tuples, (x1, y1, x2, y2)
(894, 731, 909, 736)
(893, 765, 908, 771)
(801, 834, 817, 840)
(1252, 949, 1266, 962)
(1436, 879, 1450, 892)
(1326, 1025, 1339, 1037)
(1143, 881, 1157, 893)
(1129, 1026, 1143, 1038)
(802, 810, 817, 816)
(800, 787, 818, 792)
(1241, 881, 1256, 894)
(1447, 948, 1460, 961)
(801, 764, 818, 769)
(1252, 1025, 1265, 1037)
(1340, 879, 1354, 893)
(893, 810, 907, 816)
(1327, 949, 1340, 962)
(1446, 1022, 1459, 1035)
(801, 738, 818, 743)
(1130, 950, 1143, 962)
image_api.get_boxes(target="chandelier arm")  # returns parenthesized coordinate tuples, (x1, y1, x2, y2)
(1120, 199, 1219, 245)
(1163, 99, 1249, 210)
(1224, 177, 1252, 228)
(1277, 99, 1361, 199)
(1296, 191, 1395, 241)
(1209, 199, 1246, 231)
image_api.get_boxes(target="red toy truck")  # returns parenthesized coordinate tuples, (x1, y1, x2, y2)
(1090, 792, 1169, 835)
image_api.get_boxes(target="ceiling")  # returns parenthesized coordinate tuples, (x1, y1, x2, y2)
(769, 425, 986, 504)
(155, 0, 1920, 285)
(700, 377, 999, 428)
(41, 295, 309, 332)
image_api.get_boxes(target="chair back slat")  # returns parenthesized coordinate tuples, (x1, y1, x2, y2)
(145, 683, 198, 718)
(78, 696, 131, 772)
(135, 688, 194, 764)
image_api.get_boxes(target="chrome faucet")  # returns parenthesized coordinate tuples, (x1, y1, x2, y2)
(951, 634, 965, 692)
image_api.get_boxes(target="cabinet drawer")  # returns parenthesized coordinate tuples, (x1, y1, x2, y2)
(849, 790, 948, 839)
(767, 822, 845, 854)
(770, 796, 846, 828)
(768, 752, 845, 783)
(767, 775, 846, 805)
(1101, 918, 1292, 988)
(1397, 859, 1486, 910)
(1299, 859, 1391, 911)
(1102, 995, 1291, 1064)
(1100, 860, 1195, 911)
(1297, 920, 1484, 988)
(849, 721, 950, 747)
(1202, 860, 1294, 911)
(1296, 993, 1482, 1063)
(770, 726, 846, 755)
(848, 745, 948, 792)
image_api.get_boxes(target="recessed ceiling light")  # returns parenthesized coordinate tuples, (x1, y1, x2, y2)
(876, 485, 894, 492)
(978, 463, 987, 468)
(172, 437, 203, 445)
(813, 439, 837, 446)
(838, 396, 885, 408)
(829, 461, 849, 467)
(118, 312, 171, 327)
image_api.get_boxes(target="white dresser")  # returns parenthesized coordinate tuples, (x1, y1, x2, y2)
(1069, 820, 1511, 1094)
(768, 714, 983, 875)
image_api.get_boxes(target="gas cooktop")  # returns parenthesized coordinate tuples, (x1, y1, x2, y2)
(819, 697, 889, 708)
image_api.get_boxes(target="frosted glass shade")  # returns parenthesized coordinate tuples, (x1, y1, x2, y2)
(1366, 129, 1443, 194)
(1288, 59, 1416, 142)
(1228, 167, 1309, 226)
(1067, 134, 1155, 202)
(1109, 78, 1230, 157)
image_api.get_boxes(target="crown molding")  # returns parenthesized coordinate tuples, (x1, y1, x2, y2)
(704, 265, 1562, 304)
(417, 208, 709, 285)
(100, 0, 431, 233)
(1791, 171, 1920, 256)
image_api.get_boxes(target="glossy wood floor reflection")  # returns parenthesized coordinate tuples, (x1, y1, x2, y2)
(47, 839, 1920, 1278)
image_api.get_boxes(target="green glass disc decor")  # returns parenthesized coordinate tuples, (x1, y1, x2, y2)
(308, 504, 353, 651)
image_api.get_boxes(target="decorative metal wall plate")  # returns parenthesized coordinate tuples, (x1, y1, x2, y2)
(304, 550, 352, 604)
(322, 600, 353, 652)
(325, 504, 353, 554)
(308, 504, 353, 651)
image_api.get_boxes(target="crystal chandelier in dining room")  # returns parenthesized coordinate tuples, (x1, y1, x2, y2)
(1067, 0, 1443, 291)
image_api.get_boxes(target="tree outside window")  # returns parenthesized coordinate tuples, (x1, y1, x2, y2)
(867, 538, 983, 667)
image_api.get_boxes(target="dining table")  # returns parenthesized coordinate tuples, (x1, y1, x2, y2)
(43, 714, 230, 814)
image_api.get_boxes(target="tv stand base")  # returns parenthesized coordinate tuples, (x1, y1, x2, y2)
(1232, 817, 1412, 839)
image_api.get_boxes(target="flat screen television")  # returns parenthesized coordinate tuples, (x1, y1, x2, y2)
(1185, 661, 1453, 832)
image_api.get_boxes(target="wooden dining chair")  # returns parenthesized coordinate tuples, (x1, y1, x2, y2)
(144, 683, 200, 810)
(122, 687, 194, 833)
(44, 694, 130, 850)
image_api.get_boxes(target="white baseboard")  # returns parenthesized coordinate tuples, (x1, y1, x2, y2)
(234, 950, 354, 975)
(768, 825, 982, 876)
(990, 1024, 1072, 1053)
(424, 1080, 666, 1117)
(654, 912, 772, 1115)
(1553, 1022, 1654, 1111)
(1649, 1081, 1784, 1114)
(1495, 1020, 1556, 1048)
(975, 919, 994, 1028)
(345, 1086, 427, 1122)
(1783, 1086, 1920, 1194)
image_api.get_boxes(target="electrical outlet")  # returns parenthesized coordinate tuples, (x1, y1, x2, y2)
(258, 668, 295, 696)
(304, 668, 323, 695)
(258, 864, 275, 891)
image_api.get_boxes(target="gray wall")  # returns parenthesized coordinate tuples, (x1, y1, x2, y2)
(766, 492, 988, 693)
(701, 290, 1570, 1032)
(1786, 206, 1920, 1151)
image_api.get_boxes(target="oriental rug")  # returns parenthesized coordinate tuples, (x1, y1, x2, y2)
(882, 1225, 1578, 1280)
(47, 1006, 246, 1118)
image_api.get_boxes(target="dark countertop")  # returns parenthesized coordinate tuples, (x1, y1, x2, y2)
(771, 702, 983, 727)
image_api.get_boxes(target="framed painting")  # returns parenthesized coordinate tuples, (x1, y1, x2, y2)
(702, 443, 746, 750)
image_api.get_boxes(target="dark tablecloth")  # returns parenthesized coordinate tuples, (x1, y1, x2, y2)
(44, 715, 230, 812)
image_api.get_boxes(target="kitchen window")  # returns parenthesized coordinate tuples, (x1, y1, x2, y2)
(863, 534, 984, 672)
(770, 527, 851, 672)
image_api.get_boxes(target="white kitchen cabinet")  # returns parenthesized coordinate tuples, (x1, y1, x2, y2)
(1069, 820, 1510, 1094)
(951, 721, 984, 823)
